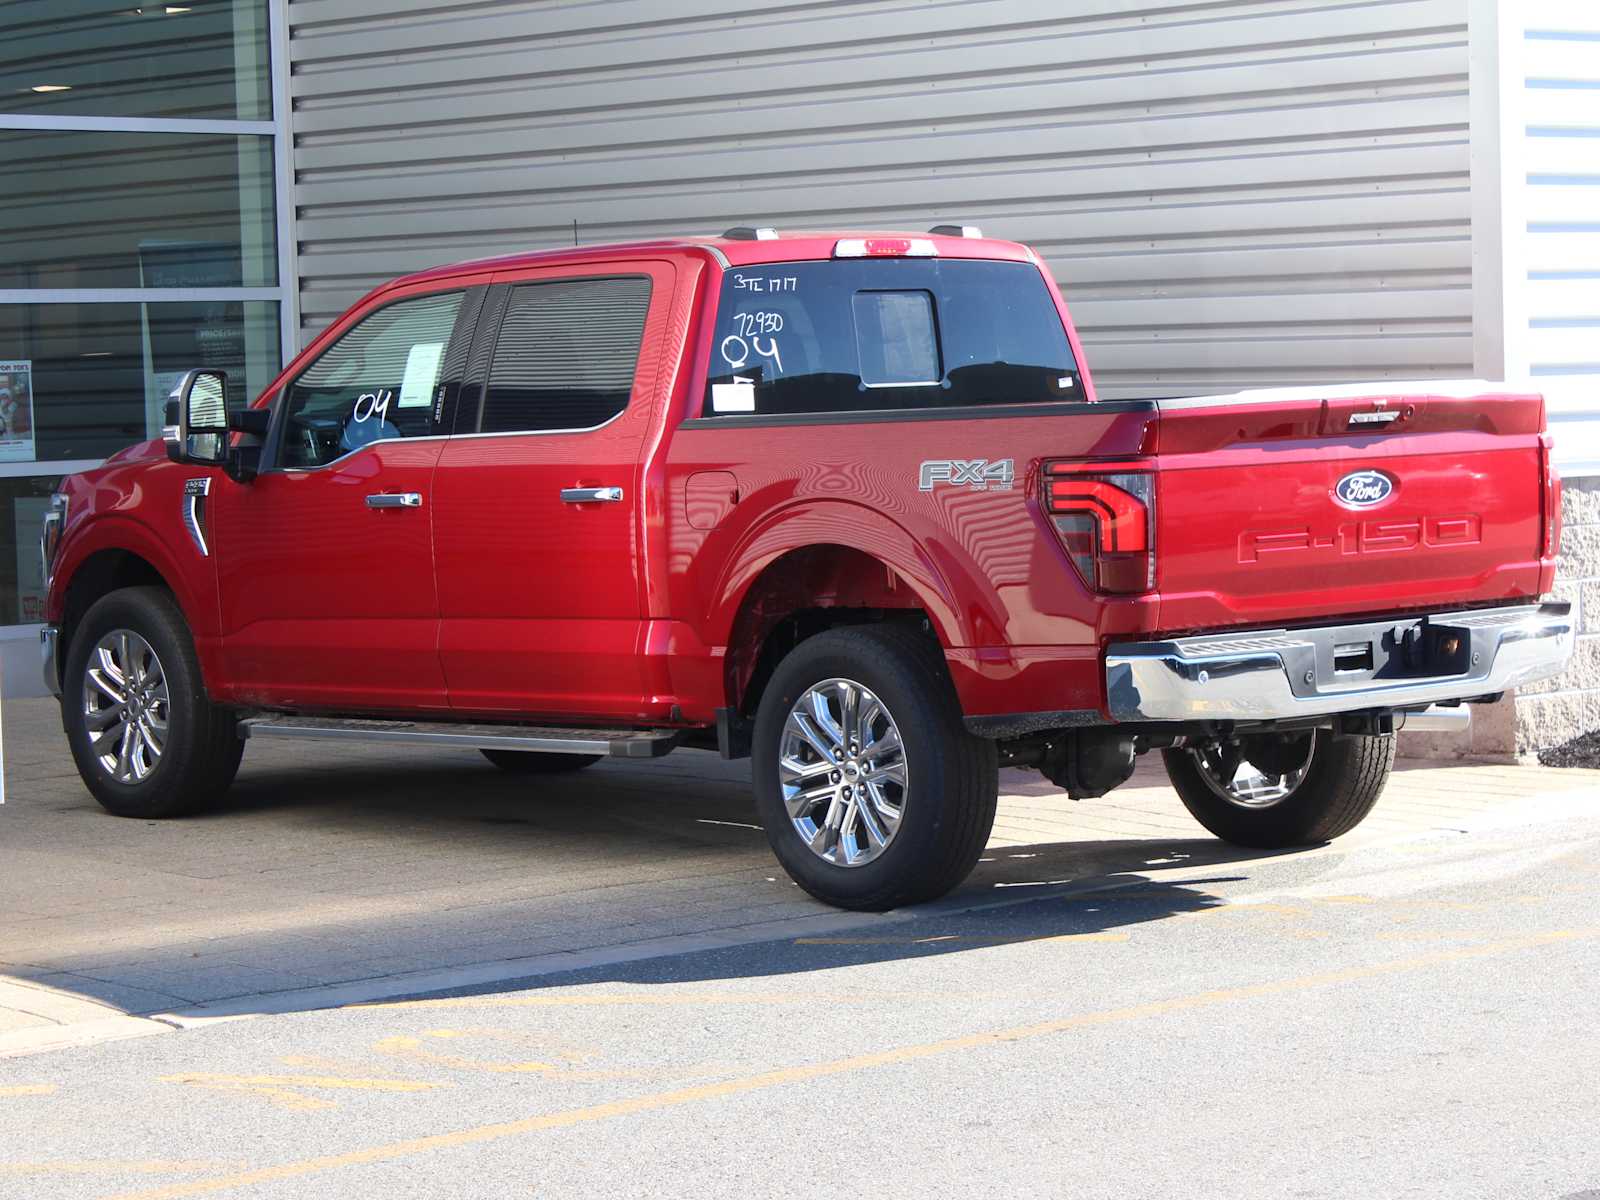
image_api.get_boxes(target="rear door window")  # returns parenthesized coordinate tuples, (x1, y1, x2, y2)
(702, 260, 1079, 418)
(474, 275, 652, 434)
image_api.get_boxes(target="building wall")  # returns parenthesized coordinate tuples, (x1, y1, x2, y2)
(1471, 0, 1600, 753)
(286, 0, 1476, 398)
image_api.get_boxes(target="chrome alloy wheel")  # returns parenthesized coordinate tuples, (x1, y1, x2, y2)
(1189, 740, 1315, 809)
(778, 677, 908, 867)
(82, 629, 170, 784)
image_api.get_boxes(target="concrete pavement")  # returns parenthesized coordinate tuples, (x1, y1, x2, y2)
(4, 693, 1598, 1057)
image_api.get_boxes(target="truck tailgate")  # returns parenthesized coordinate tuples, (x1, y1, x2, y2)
(1151, 386, 1550, 633)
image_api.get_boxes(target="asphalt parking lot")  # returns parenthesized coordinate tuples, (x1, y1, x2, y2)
(3, 694, 1600, 1198)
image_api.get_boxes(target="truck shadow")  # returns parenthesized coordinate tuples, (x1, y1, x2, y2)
(505, 872, 1248, 992)
(138, 847, 1257, 1021)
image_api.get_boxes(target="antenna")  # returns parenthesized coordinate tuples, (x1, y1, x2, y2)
(572, 219, 579, 246)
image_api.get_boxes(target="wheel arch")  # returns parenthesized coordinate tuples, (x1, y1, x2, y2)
(52, 515, 217, 692)
(721, 541, 953, 721)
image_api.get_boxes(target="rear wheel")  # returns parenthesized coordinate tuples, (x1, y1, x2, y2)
(63, 586, 244, 818)
(751, 624, 998, 911)
(1162, 729, 1393, 848)
(480, 749, 602, 774)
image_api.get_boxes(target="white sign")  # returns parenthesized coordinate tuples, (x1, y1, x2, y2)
(711, 379, 756, 413)
(0, 360, 34, 464)
(14, 495, 51, 624)
(398, 342, 444, 408)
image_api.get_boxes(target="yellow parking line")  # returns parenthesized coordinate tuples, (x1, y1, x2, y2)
(372, 1030, 668, 1082)
(102, 926, 1596, 1200)
(366, 990, 951, 1011)
(157, 1074, 449, 1112)
(0, 1084, 56, 1096)
(160, 1074, 444, 1093)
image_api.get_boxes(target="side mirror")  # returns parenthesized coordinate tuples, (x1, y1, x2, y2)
(164, 369, 230, 466)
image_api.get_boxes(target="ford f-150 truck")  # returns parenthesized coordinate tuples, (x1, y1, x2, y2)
(38, 227, 1575, 910)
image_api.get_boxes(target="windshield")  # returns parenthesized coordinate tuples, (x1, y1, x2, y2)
(702, 258, 1080, 418)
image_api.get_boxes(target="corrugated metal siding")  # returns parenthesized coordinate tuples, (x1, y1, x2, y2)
(1520, 2, 1600, 382)
(287, 0, 1473, 398)
(1496, 0, 1600, 475)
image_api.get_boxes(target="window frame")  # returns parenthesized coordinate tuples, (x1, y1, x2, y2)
(459, 272, 655, 439)
(264, 284, 478, 474)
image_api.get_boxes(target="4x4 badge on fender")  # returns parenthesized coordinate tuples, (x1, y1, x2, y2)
(919, 459, 1015, 492)
(1334, 470, 1393, 509)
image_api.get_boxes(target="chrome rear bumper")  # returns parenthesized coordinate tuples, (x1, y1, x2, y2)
(41, 625, 61, 698)
(1106, 602, 1573, 723)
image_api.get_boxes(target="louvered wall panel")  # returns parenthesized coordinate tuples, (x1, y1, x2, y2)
(1520, 3, 1600, 385)
(287, 0, 1473, 398)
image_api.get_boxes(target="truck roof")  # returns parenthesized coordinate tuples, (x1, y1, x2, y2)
(389, 230, 1037, 289)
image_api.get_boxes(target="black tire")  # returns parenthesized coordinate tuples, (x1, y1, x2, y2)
(480, 749, 603, 774)
(62, 586, 244, 818)
(751, 624, 998, 911)
(1162, 729, 1394, 848)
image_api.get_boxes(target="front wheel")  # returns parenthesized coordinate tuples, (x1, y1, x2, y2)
(1162, 729, 1394, 848)
(62, 586, 244, 818)
(751, 624, 998, 911)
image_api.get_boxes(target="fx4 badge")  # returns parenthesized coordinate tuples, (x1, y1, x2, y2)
(919, 458, 1015, 492)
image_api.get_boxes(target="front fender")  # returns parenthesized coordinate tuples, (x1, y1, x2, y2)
(48, 509, 220, 641)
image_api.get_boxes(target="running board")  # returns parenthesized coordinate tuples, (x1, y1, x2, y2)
(238, 715, 680, 758)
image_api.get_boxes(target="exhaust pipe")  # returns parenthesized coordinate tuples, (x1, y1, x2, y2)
(1401, 705, 1473, 734)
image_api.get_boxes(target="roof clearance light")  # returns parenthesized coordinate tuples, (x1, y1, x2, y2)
(833, 238, 938, 259)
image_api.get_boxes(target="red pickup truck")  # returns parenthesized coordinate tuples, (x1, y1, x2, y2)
(39, 227, 1574, 910)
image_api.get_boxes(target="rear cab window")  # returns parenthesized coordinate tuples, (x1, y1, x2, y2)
(702, 259, 1080, 419)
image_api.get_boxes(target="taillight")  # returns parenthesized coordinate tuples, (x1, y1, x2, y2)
(1044, 464, 1155, 594)
(1539, 432, 1562, 558)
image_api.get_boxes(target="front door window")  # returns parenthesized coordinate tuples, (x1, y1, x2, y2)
(281, 291, 463, 468)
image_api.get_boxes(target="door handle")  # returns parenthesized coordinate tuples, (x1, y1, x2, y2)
(366, 492, 423, 509)
(560, 487, 624, 504)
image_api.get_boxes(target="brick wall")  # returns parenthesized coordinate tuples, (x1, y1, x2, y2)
(1515, 477, 1600, 754)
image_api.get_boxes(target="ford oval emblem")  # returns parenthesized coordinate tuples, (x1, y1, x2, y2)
(1334, 470, 1393, 508)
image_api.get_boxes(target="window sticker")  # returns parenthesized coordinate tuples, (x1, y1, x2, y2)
(397, 342, 444, 408)
(711, 378, 756, 413)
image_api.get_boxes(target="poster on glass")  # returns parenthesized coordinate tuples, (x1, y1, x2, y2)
(0, 361, 34, 463)
(14, 495, 51, 623)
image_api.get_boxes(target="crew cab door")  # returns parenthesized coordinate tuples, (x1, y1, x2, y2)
(431, 261, 673, 718)
(212, 284, 483, 710)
